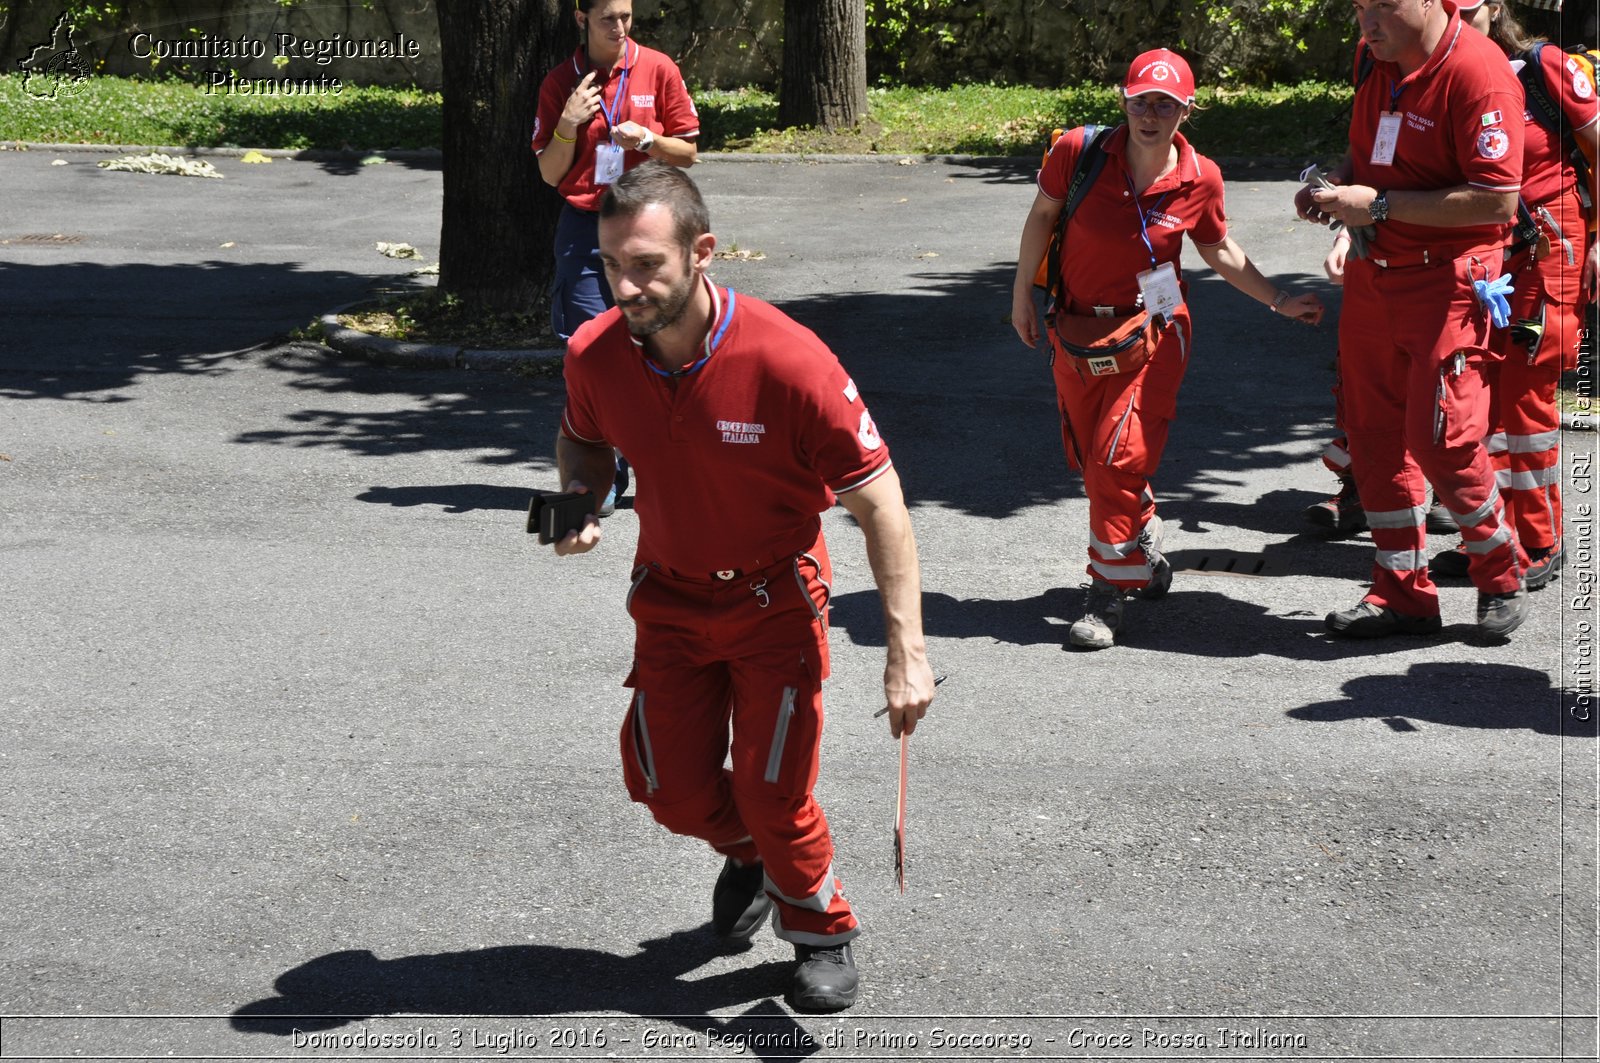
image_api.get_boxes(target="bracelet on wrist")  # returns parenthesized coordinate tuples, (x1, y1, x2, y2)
(551, 127, 575, 144)
(1270, 290, 1290, 313)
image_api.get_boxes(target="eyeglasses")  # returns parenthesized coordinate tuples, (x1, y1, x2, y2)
(1125, 96, 1183, 119)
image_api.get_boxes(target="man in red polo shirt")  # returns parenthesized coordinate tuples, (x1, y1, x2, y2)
(1296, 0, 1529, 639)
(548, 163, 937, 1013)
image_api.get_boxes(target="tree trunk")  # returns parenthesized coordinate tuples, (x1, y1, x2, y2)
(779, 0, 866, 131)
(436, 0, 574, 315)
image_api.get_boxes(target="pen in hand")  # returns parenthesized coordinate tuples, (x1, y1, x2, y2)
(874, 675, 945, 718)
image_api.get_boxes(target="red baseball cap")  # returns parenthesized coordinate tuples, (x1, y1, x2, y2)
(1123, 49, 1195, 105)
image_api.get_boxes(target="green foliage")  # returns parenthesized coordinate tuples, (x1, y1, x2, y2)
(1, 73, 1353, 160)
(865, 0, 968, 82)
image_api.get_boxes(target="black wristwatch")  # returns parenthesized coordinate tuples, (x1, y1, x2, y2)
(1369, 190, 1390, 223)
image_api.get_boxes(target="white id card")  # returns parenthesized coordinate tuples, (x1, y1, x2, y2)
(1371, 112, 1402, 167)
(1136, 262, 1183, 320)
(594, 142, 625, 185)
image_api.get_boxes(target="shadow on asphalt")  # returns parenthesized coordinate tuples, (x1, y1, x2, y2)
(0, 261, 424, 402)
(230, 929, 817, 1061)
(356, 484, 535, 513)
(1286, 664, 1598, 737)
(2, 247, 1344, 527)
(830, 583, 1525, 663)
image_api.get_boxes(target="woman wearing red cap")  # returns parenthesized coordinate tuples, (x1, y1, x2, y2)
(1012, 48, 1324, 650)
(533, 0, 701, 512)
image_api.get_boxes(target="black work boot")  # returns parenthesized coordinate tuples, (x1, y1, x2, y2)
(1525, 542, 1564, 591)
(1305, 474, 1368, 537)
(1424, 491, 1458, 534)
(1325, 600, 1442, 638)
(1429, 541, 1470, 579)
(711, 858, 771, 941)
(1477, 585, 1529, 639)
(789, 942, 858, 1012)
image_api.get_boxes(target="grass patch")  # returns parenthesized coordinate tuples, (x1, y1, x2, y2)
(5, 74, 1354, 159)
(697, 81, 1353, 160)
(1, 75, 442, 150)
(339, 291, 561, 351)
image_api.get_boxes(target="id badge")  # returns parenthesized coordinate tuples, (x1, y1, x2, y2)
(1371, 112, 1402, 167)
(594, 142, 625, 185)
(1136, 262, 1182, 320)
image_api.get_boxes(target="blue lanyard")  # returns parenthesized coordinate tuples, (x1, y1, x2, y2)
(1124, 174, 1171, 271)
(644, 285, 736, 379)
(598, 40, 632, 131)
(1387, 77, 1404, 113)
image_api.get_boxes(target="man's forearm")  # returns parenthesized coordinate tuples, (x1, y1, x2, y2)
(556, 432, 617, 512)
(843, 474, 928, 665)
(1385, 186, 1517, 228)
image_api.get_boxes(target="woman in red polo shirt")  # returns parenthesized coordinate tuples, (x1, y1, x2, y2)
(533, 0, 700, 511)
(1425, 0, 1599, 591)
(1011, 49, 1324, 650)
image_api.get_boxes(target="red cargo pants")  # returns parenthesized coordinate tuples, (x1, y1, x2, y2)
(1050, 307, 1191, 592)
(1485, 194, 1586, 556)
(618, 534, 858, 947)
(1339, 254, 1524, 616)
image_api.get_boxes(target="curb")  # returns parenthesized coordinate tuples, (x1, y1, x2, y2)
(318, 305, 563, 373)
(3, 141, 443, 162)
(3, 141, 1310, 173)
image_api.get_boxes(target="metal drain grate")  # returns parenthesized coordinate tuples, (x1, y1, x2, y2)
(8, 233, 85, 245)
(1169, 549, 1276, 577)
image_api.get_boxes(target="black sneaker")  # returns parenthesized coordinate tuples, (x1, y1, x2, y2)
(1429, 541, 1470, 579)
(1139, 514, 1173, 600)
(1424, 492, 1458, 534)
(789, 942, 858, 1012)
(1325, 600, 1442, 638)
(1477, 586, 1528, 639)
(1069, 580, 1126, 650)
(1305, 476, 1367, 537)
(1526, 542, 1564, 591)
(711, 858, 771, 940)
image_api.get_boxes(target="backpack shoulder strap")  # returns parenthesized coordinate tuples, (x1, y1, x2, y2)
(1517, 42, 1563, 137)
(1354, 42, 1375, 90)
(1045, 124, 1113, 306)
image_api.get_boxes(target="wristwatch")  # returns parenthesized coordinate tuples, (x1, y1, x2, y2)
(1369, 190, 1390, 223)
(637, 128, 655, 154)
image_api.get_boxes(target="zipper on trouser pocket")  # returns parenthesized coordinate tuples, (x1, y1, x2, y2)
(625, 564, 649, 614)
(764, 686, 798, 784)
(1105, 391, 1137, 465)
(630, 692, 659, 794)
(1433, 355, 1463, 447)
(792, 554, 830, 621)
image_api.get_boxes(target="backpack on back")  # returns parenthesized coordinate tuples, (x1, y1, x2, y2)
(1031, 124, 1116, 305)
(1517, 41, 1598, 233)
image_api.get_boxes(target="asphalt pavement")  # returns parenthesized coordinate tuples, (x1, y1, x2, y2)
(2, 143, 1596, 1061)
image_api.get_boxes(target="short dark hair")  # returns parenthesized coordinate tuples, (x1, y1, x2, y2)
(598, 162, 711, 253)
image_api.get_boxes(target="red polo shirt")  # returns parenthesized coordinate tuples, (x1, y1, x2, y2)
(1348, 6, 1524, 258)
(561, 281, 894, 575)
(1037, 125, 1228, 311)
(1516, 43, 1599, 209)
(532, 41, 700, 212)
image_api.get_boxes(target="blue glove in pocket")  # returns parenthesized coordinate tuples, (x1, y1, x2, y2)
(1472, 273, 1514, 329)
